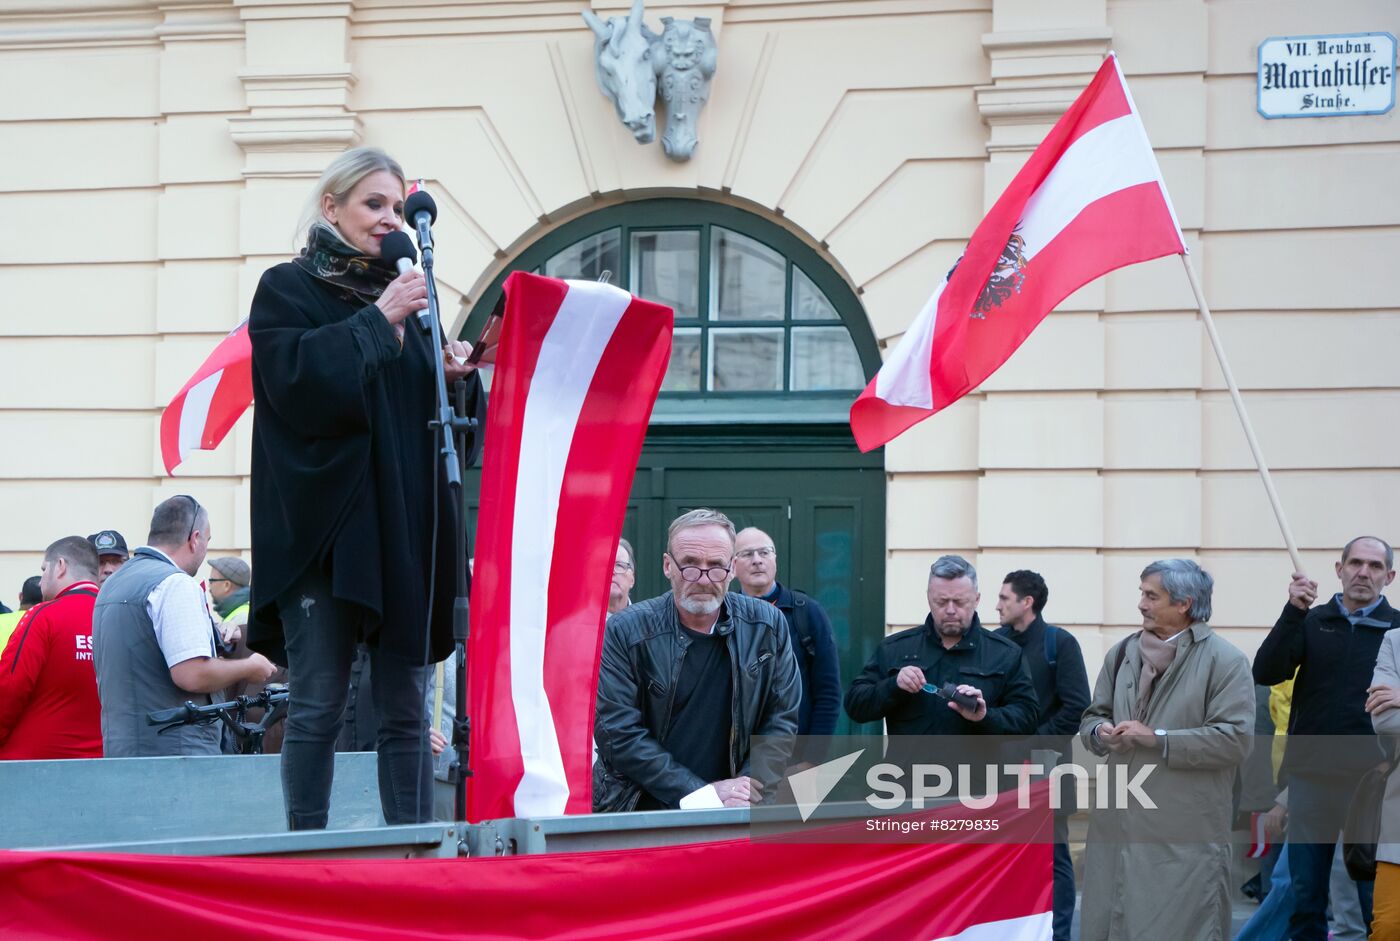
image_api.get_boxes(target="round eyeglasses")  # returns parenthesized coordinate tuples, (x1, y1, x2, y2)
(666, 553, 732, 583)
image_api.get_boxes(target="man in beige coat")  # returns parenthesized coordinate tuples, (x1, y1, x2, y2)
(1079, 559, 1254, 941)
(1367, 628, 1400, 939)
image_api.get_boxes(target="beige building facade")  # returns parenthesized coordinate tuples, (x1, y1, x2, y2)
(2, 0, 1397, 670)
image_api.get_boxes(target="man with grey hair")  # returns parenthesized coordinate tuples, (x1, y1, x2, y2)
(93, 495, 276, 757)
(1078, 558, 1253, 941)
(1254, 536, 1400, 939)
(845, 554, 1037, 736)
(593, 508, 801, 811)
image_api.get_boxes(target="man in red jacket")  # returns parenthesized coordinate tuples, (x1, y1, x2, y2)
(0, 536, 103, 759)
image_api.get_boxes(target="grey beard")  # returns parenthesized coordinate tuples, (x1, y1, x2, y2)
(678, 593, 723, 615)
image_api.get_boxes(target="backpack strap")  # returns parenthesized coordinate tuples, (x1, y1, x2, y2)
(1109, 635, 1132, 692)
(1044, 624, 1059, 668)
(790, 591, 818, 662)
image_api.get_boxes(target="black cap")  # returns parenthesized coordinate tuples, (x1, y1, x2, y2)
(20, 576, 42, 607)
(88, 530, 129, 560)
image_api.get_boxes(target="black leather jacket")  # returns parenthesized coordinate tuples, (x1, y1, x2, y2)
(845, 614, 1039, 736)
(593, 591, 801, 812)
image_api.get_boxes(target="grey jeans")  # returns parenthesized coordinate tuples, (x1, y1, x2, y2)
(278, 568, 432, 829)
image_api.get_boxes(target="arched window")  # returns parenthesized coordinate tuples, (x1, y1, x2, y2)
(463, 199, 879, 423)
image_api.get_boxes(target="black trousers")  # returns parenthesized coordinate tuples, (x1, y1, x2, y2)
(1053, 814, 1074, 941)
(278, 568, 431, 829)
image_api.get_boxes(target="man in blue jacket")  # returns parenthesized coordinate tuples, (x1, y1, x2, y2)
(994, 569, 1090, 941)
(1254, 535, 1400, 940)
(731, 527, 841, 748)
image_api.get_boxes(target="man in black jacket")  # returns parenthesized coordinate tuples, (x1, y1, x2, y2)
(1253, 535, 1399, 940)
(593, 509, 800, 813)
(994, 569, 1090, 941)
(731, 527, 841, 740)
(845, 555, 1038, 737)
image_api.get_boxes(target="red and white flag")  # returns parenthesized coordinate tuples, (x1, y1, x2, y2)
(0, 781, 1051, 940)
(159, 321, 253, 475)
(467, 271, 672, 822)
(850, 53, 1185, 451)
(1247, 811, 1273, 859)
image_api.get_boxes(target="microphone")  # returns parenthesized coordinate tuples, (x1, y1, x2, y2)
(380, 230, 417, 276)
(379, 231, 431, 333)
(404, 190, 437, 254)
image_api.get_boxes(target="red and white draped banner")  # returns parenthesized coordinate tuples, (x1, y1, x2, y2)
(849, 53, 1186, 452)
(468, 271, 672, 822)
(0, 792, 1052, 940)
(159, 321, 253, 475)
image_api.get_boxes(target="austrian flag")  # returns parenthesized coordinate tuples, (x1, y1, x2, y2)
(468, 271, 673, 822)
(849, 53, 1186, 451)
(159, 321, 253, 475)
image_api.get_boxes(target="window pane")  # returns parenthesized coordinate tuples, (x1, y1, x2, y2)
(630, 230, 700, 320)
(544, 229, 620, 282)
(662, 328, 702, 393)
(710, 328, 783, 391)
(710, 228, 784, 321)
(791, 327, 864, 391)
(792, 266, 840, 321)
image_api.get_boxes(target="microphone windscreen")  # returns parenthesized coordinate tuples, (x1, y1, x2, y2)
(404, 190, 438, 226)
(381, 230, 417, 267)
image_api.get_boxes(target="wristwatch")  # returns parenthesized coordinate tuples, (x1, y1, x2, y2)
(1154, 728, 1168, 750)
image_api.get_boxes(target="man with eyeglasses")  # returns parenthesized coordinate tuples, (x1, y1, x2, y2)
(732, 528, 841, 744)
(593, 508, 800, 811)
(207, 556, 253, 646)
(608, 538, 636, 616)
(93, 495, 276, 757)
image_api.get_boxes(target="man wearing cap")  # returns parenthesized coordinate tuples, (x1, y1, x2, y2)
(207, 557, 252, 647)
(87, 530, 129, 585)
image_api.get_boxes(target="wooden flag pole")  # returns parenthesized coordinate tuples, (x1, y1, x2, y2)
(1180, 253, 1305, 574)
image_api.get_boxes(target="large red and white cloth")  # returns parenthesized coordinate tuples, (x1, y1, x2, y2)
(0, 789, 1051, 940)
(159, 321, 253, 474)
(468, 271, 672, 823)
(850, 53, 1186, 451)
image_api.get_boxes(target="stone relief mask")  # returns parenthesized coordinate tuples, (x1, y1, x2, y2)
(581, 2, 718, 162)
(652, 17, 718, 161)
(581, 0, 659, 144)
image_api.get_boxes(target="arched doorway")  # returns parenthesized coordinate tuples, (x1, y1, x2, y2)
(463, 198, 885, 733)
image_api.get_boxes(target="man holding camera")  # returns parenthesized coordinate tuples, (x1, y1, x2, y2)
(845, 554, 1037, 737)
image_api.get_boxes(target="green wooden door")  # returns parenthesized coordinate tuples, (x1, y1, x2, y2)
(606, 427, 883, 735)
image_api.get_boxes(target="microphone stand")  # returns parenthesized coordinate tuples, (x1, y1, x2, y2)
(415, 216, 477, 851)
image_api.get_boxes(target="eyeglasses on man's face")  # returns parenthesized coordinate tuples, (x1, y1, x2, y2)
(665, 553, 732, 584)
(735, 546, 775, 561)
(613, 562, 634, 574)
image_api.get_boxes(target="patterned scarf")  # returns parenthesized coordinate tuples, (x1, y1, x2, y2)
(292, 223, 397, 304)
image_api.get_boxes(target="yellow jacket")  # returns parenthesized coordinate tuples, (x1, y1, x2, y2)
(1269, 672, 1296, 780)
(0, 609, 25, 655)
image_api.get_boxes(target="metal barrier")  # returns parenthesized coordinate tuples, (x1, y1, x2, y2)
(0, 755, 754, 859)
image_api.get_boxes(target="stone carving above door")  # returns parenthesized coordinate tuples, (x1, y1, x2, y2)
(581, 1, 717, 162)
